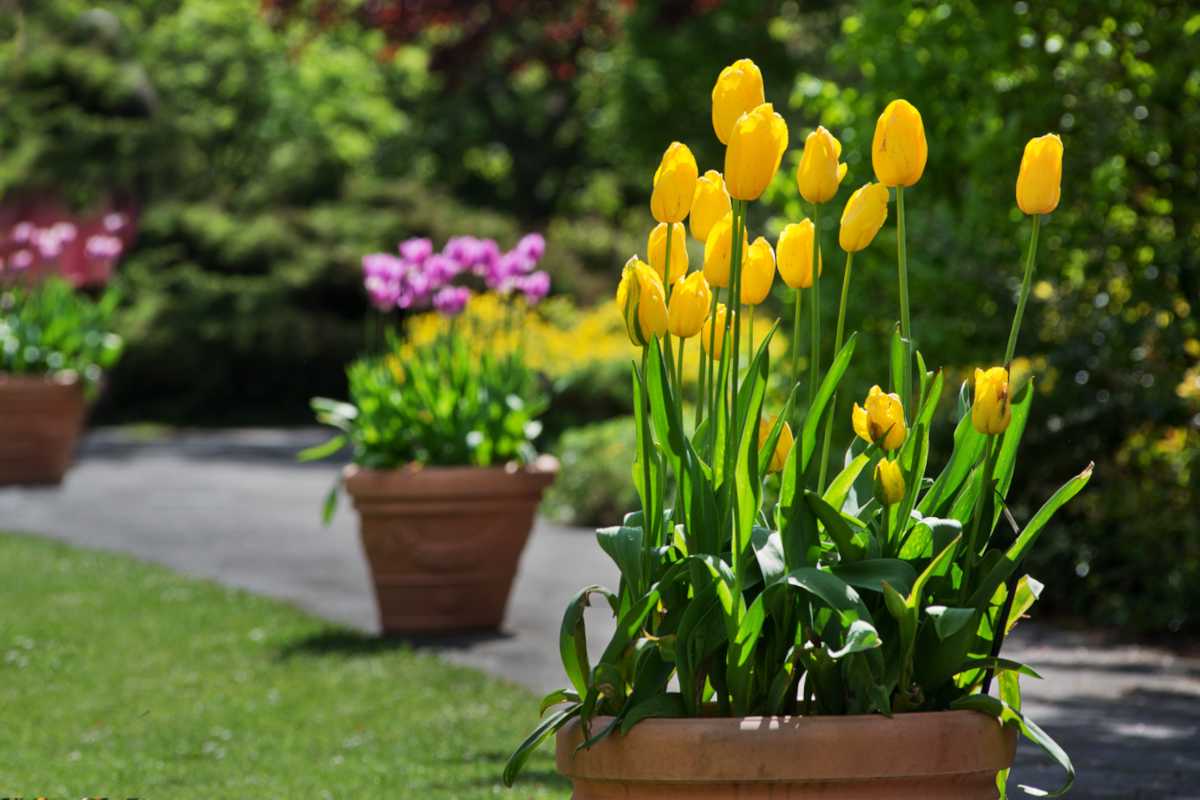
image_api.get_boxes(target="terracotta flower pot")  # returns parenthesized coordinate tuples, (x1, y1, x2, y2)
(343, 456, 558, 635)
(0, 374, 87, 486)
(556, 710, 1017, 799)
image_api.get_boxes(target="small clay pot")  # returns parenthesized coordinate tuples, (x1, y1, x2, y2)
(343, 456, 558, 635)
(0, 374, 87, 486)
(557, 710, 1017, 799)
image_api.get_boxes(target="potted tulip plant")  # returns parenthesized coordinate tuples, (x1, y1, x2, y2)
(0, 214, 128, 485)
(505, 58, 1083, 798)
(305, 233, 558, 635)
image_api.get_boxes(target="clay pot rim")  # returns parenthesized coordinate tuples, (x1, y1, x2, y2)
(557, 709, 1016, 783)
(344, 453, 559, 481)
(0, 371, 82, 389)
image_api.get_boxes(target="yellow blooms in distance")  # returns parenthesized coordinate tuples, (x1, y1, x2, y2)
(740, 236, 776, 305)
(796, 126, 848, 204)
(874, 458, 905, 506)
(972, 367, 1013, 435)
(651, 142, 699, 224)
(839, 183, 890, 253)
(647, 222, 688, 284)
(725, 103, 789, 201)
(668, 271, 712, 339)
(702, 211, 748, 289)
(690, 170, 731, 243)
(852, 385, 907, 451)
(1016, 133, 1064, 216)
(616, 256, 667, 347)
(776, 219, 821, 289)
(759, 414, 794, 474)
(872, 99, 927, 188)
(711, 58, 765, 145)
(701, 303, 734, 361)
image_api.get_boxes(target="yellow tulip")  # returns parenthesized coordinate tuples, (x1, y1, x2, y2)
(668, 271, 712, 339)
(871, 99, 927, 188)
(651, 142, 699, 224)
(972, 367, 1012, 435)
(740, 236, 776, 305)
(776, 220, 822, 289)
(839, 183, 890, 252)
(1016, 134, 1063, 216)
(647, 222, 688, 284)
(615, 256, 668, 347)
(724, 103, 789, 201)
(701, 303, 734, 361)
(711, 58, 765, 145)
(874, 458, 905, 506)
(690, 170, 732, 243)
(759, 414, 794, 474)
(702, 211, 748, 289)
(852, 385, 907, 451)
(796, 126, 848, 204)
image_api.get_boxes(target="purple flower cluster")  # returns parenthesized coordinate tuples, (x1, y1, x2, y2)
(361, 232, 551, 317)
(1, 212, 131, 287)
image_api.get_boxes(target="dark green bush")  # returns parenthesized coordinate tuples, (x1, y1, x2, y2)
(541, 416, 639, 529)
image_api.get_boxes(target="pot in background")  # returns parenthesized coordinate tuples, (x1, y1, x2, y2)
(556, 710, 1016, 799)
(0, 374, 87, 486)
(343, 455, 558, 635)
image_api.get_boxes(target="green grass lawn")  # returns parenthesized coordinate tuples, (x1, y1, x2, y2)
(0, 532, 568, 799)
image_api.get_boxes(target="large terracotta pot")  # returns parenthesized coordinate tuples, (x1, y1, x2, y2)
(0, 374, 87, 486)
(343, 456, 557, 635)
(556, 710, 1017, 799)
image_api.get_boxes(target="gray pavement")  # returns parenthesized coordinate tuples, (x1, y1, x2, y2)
(1, 428, 1198, 798)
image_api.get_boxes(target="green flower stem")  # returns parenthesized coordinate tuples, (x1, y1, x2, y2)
(817, 250, 855, 492)
(960, 437, 998, 602)
(896, 186, 913, 411)
(747, 309, 755, 366)
(808, 203, 822, 408)
(791, 287, 803, 392)
(696, 292, 718, 429)
(1004, 214, 1042, 365)
(676, 335, 686, 404)
(662, 223, 677, 392)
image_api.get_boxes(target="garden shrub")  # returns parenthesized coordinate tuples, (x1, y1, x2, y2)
(541, 416, 639, 529)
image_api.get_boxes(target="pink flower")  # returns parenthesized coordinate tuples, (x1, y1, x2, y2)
(11, 249, 35, 271)
(516, 232, 545, 262)
(433, 286, 470, 317)
(103, 213, 127, 233)
(11, 222, 34, 244)
(517, 270, 551, 305)
(85, 234, 123, 261)
(399, 237, 433, 264)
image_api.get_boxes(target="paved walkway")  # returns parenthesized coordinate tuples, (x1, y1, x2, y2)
(2, 429, 1198, 798)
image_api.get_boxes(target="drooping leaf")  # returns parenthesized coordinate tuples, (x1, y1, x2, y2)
(951, 694, 1075, 797)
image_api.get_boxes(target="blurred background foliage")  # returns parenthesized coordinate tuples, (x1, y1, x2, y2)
(0, 0, 1196, 635)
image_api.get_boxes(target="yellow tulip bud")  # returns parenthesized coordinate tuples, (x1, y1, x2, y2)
(647, 222, 688, 284)
(759, 414, 794, 474)
(668, 271, 712, 339)
(690, 170, 732, 243)
(874, 458, 905, 506)
(702, 211, 748, 289)
(852, 385, 907, 451)
(796, 126, 848, 204)
(740, 236, 776, 306)
(615, 256, 668, 347)
(1016, 134, 1063, 216)
(972, 367, 1012, 435)
(651, 142, 699, 224)
(776, 220, 822, 289)
(724, 102, 789, 201)
(871, 99, 927, 188)
(701, 303, 734, 361)
(838, 183, 890, 253)
(711, 58, 765, 145)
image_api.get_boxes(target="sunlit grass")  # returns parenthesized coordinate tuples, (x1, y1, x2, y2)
(0, 532, 567, 799)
